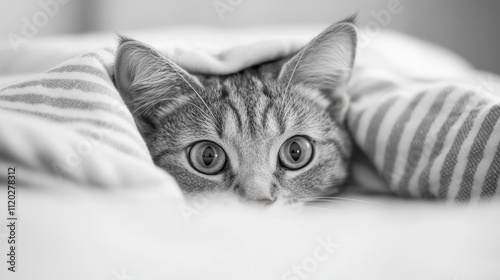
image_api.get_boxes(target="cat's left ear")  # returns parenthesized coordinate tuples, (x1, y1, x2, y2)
(279, 18, 357, 122)
(114, 36, 203, 133)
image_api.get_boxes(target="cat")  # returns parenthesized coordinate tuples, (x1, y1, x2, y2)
(114, 17, 357, 205)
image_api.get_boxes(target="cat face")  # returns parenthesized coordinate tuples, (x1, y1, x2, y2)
(115, 19, 357, 205)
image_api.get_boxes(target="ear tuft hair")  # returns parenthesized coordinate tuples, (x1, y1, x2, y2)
(340, 12, 358, 25)
(116, 33, 135, 46)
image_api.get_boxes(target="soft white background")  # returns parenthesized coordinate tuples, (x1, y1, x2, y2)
(0, 0, 499, 74)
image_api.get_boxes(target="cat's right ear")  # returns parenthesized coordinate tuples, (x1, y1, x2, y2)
(114, 36, 203, 133)
(278, 17, 357, 122)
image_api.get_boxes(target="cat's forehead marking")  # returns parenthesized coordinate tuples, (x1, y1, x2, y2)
(196, 70, 336, 150)
(219, 74, 284, 138)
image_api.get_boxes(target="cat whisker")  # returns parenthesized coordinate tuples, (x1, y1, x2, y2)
(169, 63, 219, 130)
(301, 196, 392, 207)
(299, 198, 342, 204)
(279, 50, 305, 117)
(134, 97, 211, 123)
(302, 206, 338, 213)
(133, 96, 171, 116)
(284, 49, 306, 97)
(280, 91, 298, 121)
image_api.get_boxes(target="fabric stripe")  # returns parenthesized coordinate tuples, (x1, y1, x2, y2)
(77, 129, 148, 161)
(480, 141, 500, 201)
(382, 91, 426, 186)
(28, 71, 114, 89)
(397, 87, 453, 195)
(470, 114, 500, 202)
(438, 101, 487, 199)
(417, 93, 473, 197)
(81, 52, 110, 66)
(3, 79, 117, 97)
(0, 84, 119, 104)
(352, 98, 383, 151)
(455, 105, 500, 203)
(364, 96, 399, 160)
(48, 65, 110, 81)
(0, 93, 133, 122)
(0, 105, 145, 145)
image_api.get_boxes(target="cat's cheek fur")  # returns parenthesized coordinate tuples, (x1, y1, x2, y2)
(283, 156, 349, 200)
(157, 159, 224, 195)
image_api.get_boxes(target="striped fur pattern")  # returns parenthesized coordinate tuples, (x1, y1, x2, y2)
(115, 19, 357, 204)
(348, 66, 500, 203)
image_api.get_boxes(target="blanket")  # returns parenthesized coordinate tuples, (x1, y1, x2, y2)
(0, 48, 180, 197)
(348, 38, 500, 202)
(1, 28, 499, 202)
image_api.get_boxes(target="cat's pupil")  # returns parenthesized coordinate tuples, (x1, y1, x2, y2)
(202, 146, 215, 166)
(289, 142, 301, 161)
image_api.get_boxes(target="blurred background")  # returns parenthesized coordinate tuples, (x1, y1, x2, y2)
(1, 0, 499, 74)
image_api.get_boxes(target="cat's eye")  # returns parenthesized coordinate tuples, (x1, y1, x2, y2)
(278, 136, 313, 170)
(188, 141, 226, 175)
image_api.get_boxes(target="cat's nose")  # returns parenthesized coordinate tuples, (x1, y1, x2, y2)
(233, 182, 276, 205)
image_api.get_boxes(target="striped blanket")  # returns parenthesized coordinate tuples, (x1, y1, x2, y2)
(1, 31, 499, 202)
(0, 48, 182, 193)
(348, 58, 500, 202)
